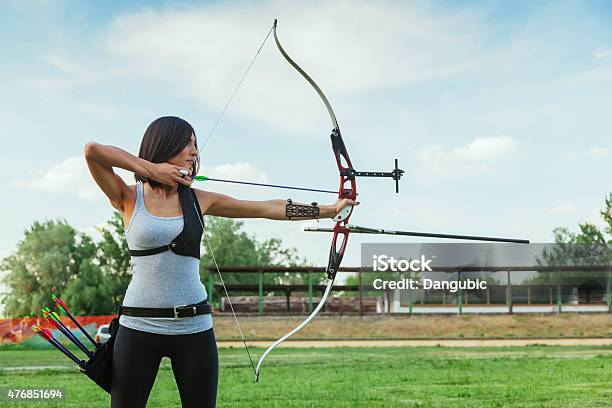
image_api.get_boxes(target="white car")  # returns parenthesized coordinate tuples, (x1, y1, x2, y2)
(95, 324, 111, 344)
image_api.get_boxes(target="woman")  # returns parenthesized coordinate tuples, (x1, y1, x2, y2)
(84, 116, 354, 407)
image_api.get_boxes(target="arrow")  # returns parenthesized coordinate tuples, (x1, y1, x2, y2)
(304, 224, 530, 244)
(43, 308, 93, 357)
(52, 294, 99, 348)
(192, 175, 337, 195)
(33, 326, 84, 366)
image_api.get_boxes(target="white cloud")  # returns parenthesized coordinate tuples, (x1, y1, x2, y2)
(594, 46, 612, 60)
(416, 136, 517, 175)
(561, 147, 609, 159)
(200, 162, 267, 181)
(560, 152, 578, 160)
(22, 53, 97, 93)
(45, 54, 84, 75)
(453, 136, 516, 161)
(586, 207, 608, 229)
(12, 156, 132, 199)
(548, 204, 575, 215)
(23, 2, 484, 136)
(589, 147, 609, 157)
(197, 162, 273, 196)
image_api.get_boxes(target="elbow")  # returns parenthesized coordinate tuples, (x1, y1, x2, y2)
(84, 142, 98, 159)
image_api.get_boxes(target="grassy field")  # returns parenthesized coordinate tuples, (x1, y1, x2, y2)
(1, 345, 611, 407)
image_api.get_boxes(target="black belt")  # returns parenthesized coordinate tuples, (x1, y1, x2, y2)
(119, 300, 212, 319)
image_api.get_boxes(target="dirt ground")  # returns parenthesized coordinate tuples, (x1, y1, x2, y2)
(218, 337, 612, 348)
(212, 313, 612, 344)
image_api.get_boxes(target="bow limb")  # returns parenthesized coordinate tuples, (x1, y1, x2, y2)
(273, 20, 338, 130)
(273, 18, 357, 229)
(254, 279, 334, 381)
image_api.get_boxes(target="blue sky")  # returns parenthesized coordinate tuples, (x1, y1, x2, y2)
(1, 0, 610, 271)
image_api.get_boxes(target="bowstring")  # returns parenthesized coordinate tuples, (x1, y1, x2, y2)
(192, 22, 275, 374)
(204, 234, 258, 376)
(200, 22, 275, 148)
(192, 201, 257, 376)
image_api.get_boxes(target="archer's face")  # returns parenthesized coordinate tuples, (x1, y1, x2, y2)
(169, 134, 198, 173)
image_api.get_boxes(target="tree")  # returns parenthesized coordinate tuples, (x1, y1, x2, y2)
(95, 212, 132, 311)
(1, 220, 96, 317)
(525, 194, 611, 289)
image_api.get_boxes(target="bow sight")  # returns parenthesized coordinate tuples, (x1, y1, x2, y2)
(341, 158, 405, 193)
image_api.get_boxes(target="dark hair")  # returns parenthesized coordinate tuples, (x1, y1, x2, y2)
(135, 116, 199, 190)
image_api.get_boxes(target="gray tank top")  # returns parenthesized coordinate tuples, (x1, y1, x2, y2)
(119, 182, 213, 335)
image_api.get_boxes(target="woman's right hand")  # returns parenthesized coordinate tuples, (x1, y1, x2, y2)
(149, 162, 193, 187)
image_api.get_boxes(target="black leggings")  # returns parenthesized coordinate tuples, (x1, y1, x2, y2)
(111, 325, 218, 408)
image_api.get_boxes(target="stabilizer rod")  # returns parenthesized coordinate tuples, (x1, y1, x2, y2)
(305, 224, 529, 244)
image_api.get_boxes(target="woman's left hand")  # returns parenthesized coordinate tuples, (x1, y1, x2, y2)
(333, 198, 359, 219)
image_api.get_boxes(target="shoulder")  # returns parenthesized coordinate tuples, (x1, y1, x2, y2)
(192, 187, 230, 214)
(192, 187, 215, 204)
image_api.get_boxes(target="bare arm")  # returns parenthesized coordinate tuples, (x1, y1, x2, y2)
(196, 189, 350, 220)
(84, 142, 191, 211)
(84, 142, 353, 223)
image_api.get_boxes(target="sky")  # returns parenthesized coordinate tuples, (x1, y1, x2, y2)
(0, 1, 610, 293)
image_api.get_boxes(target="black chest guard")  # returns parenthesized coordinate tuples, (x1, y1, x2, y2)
(129, 185, 204, 259)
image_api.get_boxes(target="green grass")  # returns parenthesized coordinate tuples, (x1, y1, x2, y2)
(1, 346, 611, 407)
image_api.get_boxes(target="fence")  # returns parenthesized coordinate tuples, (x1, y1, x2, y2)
(204, 265, 612, 315)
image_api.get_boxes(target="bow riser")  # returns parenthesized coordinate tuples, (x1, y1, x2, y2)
(328, 224, 350, 279)
(332, 129, 357, 223)
(331, 130, 357, 198)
